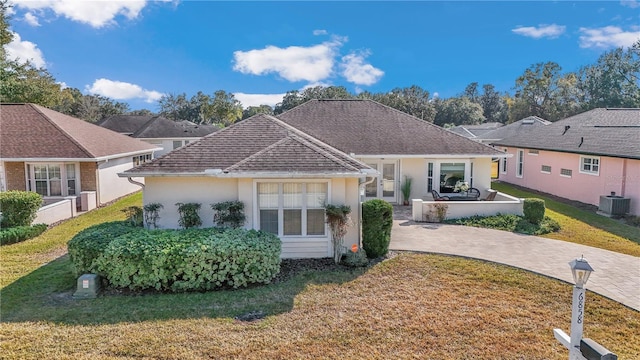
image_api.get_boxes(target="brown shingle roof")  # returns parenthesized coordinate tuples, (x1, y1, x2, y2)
(493, 108, 640, 159)
(98, 115, 219, 138)
(277, 99, 503, 156)
(124, 114, 372, 176)
(0, 103, 157, 160)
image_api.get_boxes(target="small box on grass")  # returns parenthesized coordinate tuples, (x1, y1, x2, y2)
(73, 274, 101, 299)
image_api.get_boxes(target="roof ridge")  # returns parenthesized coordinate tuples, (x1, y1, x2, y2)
(28, 104, 95, 158)
(224, 137, 291, 171)
(133, 116, 160, 137)
(266, 113, 367, 162)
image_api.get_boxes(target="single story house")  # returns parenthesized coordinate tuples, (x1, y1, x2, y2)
(493, 108, 640, 216)
(448, 122, 504, 141)
(98, 115, 218, 157)
(474, 116, 550, 145)
(0, 103, 158, 213)
(122, 99, 506, 258)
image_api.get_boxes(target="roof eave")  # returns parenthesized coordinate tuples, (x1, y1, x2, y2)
(354, 153, 506, 159)
(119, 170, 375, 178)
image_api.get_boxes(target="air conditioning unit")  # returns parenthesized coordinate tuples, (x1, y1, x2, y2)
(598, 195, 630, 216)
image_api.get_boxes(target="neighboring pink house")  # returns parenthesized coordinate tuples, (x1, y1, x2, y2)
(493, 108, 640, 216)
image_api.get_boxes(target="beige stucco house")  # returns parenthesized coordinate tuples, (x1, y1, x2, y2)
(0, 103, 158, 214)
(122, 100, 505, 258)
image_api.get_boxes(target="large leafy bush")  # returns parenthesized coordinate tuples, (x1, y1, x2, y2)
(0, 191, 42, 228)
(69, 224, 281, 292)
(67, 221, 140, 276)
(0, 224, 47, 245)
(362, 199, 393, 258)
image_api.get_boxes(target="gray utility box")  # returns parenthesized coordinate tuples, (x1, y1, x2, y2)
(598, 196, 630, 216)
(73, 274, 101, 299)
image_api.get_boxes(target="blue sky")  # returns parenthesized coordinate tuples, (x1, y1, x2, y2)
(5, 1, 640, 111)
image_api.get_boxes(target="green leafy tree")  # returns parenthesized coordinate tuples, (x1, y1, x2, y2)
(242, 104, 274, 119)
(274, 86, 353, 114)
(361, 85, 436, 122)
(479, 84, 508, 123)
(434, 96, 485, 126)
(578, 41, 640, 109)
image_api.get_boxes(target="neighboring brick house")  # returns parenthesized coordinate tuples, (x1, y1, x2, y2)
(98, 115, 218, 157)
(493, 108, 640, 216)
(0, 103, 158, 209)
(122, 100, 506, 258)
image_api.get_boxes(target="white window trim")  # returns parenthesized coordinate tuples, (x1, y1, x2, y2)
(528, 149, 539, 156)
(560, 168, 573, 178)
(579, 155, 600, 176)
(24, 162, 81, 197)
(430, 159, 472, 193)
(500, 154, 507, 175)
(540, 165, 551, 174)
(516, 149, 524, 178)
(253, 179, 331, 239)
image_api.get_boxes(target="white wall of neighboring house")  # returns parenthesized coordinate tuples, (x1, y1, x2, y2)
(142, 138, 201, 157)
(0, 161, 5, 192)
(500, 147, 640, 216)
(97, 156, 147, 204)
(142, 176, 361, 259)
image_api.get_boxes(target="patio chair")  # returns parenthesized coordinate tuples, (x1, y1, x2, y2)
(481, 190, 497, 201)
(431, 190, 450, 201)
(468, 187, 481, 199)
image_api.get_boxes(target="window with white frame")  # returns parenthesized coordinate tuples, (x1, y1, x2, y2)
(541, 165, 551, 174)
(257, 182, 327, 237)
(560, 168, 572, 177)
(580, 156, 600, 175)
(516, 149, 524, 178)
(26, 163, 78, 197)
(501, 152, 507, 174)
(133, 154, 152, 166)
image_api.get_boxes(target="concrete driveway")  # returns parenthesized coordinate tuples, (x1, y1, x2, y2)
(390, 219, 640, 311)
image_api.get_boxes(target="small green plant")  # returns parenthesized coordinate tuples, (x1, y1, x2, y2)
(212, 201, 246, 228)
(0, 224, 47, 245)
(401, 176, 413, 205)
(122, 206, 143, 227)
(433, 202, 448, 222)
(325, 204, 352, 264)
(342, 245, 368, 267)
(143, 203, 164, 229)
(445, 214, 560, 235)
(0, 191, 43, 228)
(362, 199, 393, 258)
(176, 202, 202, 229)
(523, 198, 545, 225)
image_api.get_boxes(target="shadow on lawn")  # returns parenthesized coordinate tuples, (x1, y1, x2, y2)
(0, 255, 366, 326)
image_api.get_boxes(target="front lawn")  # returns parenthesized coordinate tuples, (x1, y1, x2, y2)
(1, 191, 638, 359)
(492, 182, 640, 257)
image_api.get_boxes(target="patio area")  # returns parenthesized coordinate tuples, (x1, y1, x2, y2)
(410, 192, 524, 222)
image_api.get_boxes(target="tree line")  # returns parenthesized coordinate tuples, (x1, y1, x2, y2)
(2, 1, 638, 127)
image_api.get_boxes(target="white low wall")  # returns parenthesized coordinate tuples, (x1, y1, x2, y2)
(34, 196, 77, 225)
(412, 192, 524, 222)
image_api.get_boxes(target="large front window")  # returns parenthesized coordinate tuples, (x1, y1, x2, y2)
(257, 182, 327, 237)
(440, 163, 465, 193)
(27, 163, 78, 197)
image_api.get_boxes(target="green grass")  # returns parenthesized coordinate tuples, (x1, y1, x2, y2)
(492, 182, 640, 257)
(1, 191, 638, 359)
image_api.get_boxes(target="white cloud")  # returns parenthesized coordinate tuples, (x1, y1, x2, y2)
(24, 12, 40, 26)
(340, 52, 384, 86)
(86, 78, 164, 103)
(512, 24, 566, 39)
(579, 26, 640, 48)
(232, 37, 345, 83)
(621, 0, 640, 8)
(4, 32, 46, 68)
(313, 29, 328, 36)
(58, 81, 68, 89)
(12, 0, 147, 28)
(233, 93, 286, 108)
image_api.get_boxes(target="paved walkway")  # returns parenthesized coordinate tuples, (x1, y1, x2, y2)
(390, 218, 640, 311)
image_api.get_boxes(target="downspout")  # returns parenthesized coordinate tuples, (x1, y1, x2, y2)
(127, 177, 145, 189)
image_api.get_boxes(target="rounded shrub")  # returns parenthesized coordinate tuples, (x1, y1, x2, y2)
(523, 198, 545, 225)
(362, 199, 393, 259)
(90, 228, 281, 292)
(0, 224, 47, 245)
(67, 221, 140, 276)
(0, 191, 43, 228)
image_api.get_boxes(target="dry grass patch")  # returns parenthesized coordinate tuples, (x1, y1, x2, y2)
(2, 254, 638, 359)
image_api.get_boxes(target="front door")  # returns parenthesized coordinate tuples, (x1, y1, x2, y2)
(365, 160, 397, 203)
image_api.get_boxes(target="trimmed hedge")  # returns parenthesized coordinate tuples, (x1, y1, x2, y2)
(523, 198, 545, 225)
(362, 199, 393, 258)
(0, 224, 47, 245)
(68, 223, 282, 292)
(67, 221, 140, 276)
(0, 191, 42, 228)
